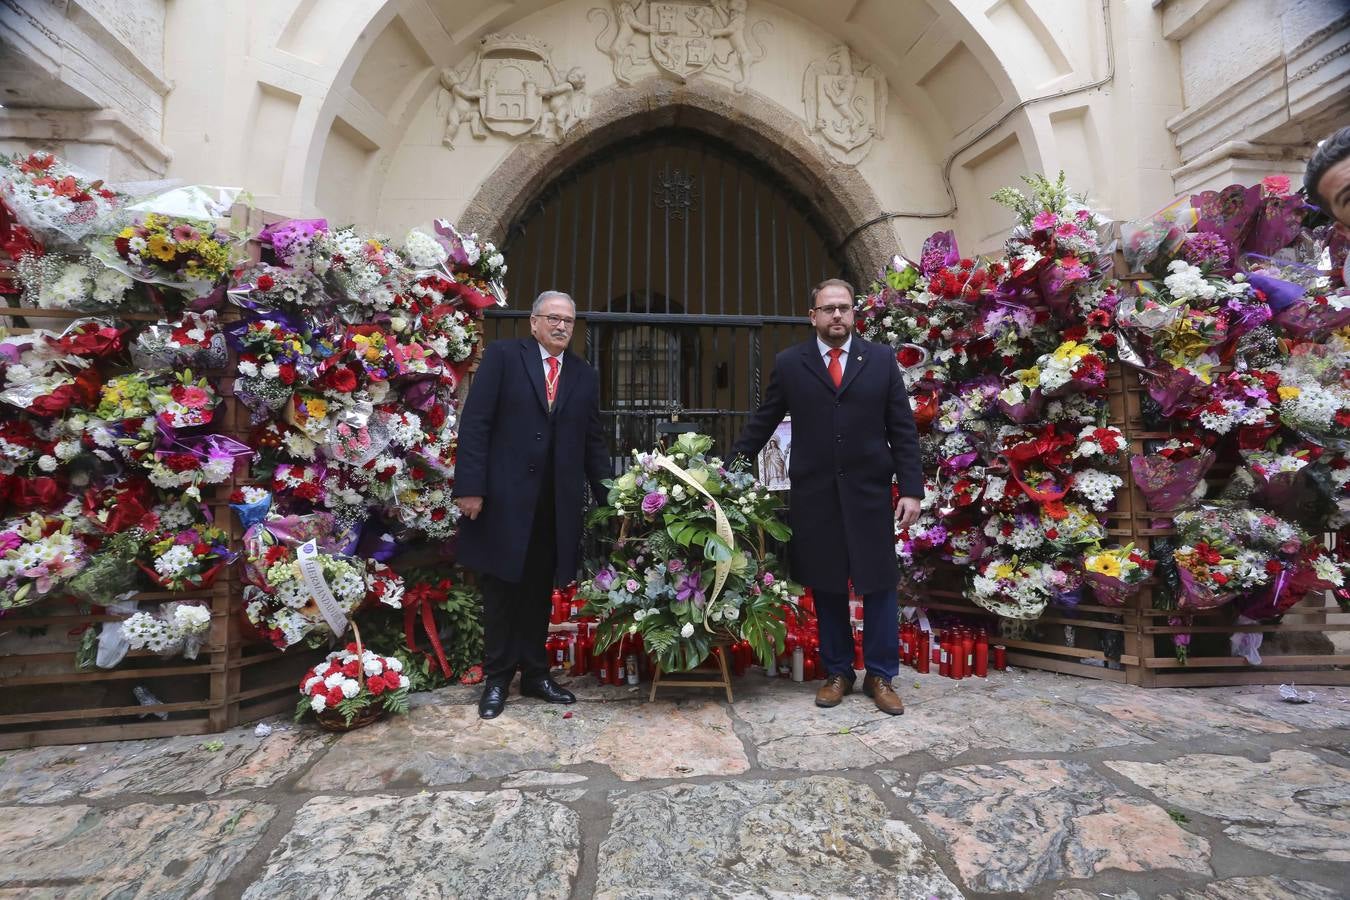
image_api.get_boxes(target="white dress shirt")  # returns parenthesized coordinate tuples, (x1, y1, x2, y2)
(817, 335, 852, 375)
(537, 341, 564, 374)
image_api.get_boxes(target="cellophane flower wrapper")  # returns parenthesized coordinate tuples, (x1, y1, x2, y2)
(1130, 450, 1215, 512)
(1143, 365, 1212, 418)
(1176, 564, 1239, 611)
(995, 387, 1044, 424)
(1237, 564, 1329, 621)
(1120, 200, 1196, 273)
(0, 152, 129, 247)
(240, 513, 340, 590)
(1085, 570, 1142, 607)
(231, 489, 273, 531)
(1192, 184, 1263, 270)
(131, 316, 229, 372)
(1273, 295, 1350, 342)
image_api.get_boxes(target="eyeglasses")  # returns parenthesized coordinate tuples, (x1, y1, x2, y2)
(533, 314, 576, 328)
(812, 304, 854, 317)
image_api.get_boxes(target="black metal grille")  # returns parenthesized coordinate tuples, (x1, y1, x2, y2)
(487, 127, 850, 469)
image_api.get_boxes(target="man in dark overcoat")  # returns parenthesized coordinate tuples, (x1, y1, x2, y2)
(734, 278, 924, 715)
(454, 290, 610, 718)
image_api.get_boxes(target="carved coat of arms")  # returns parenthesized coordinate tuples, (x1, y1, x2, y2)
(439, 34, 590, 148)
(802, 45, 886, 165)
(591, 0, 771, 92)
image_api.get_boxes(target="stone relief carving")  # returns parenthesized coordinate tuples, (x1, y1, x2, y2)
(439, 34, 590, 148)
(802, 44, 886, 166)
(590, 0, 771, 93)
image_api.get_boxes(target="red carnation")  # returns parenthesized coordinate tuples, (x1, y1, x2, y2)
(1212, 573, 1229, 585)
(326, 367, 358, 393)
(1265, 560, 1283, 575)
(164, 453, 200, 473)
(293, 482, 321, 502)
(342, 660, 360, 678)
(257, 274, 275, 291)
(367, 674, 386, 695)
(278, 363, 297, 385)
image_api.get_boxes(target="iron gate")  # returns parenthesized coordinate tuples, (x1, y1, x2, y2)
(484, 126, 851, 472)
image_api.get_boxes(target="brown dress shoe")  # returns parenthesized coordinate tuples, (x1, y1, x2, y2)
(863, 673, 904, 715)
(814, 673, 855, 708)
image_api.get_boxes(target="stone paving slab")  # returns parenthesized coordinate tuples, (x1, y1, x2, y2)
(0, 726, 329, 803)
(242, 790, 578, 900)
(1106, 749, 1350, 862)
(739, 673, 1151, 769)
(1158, 875, 1348, 899)
(0, 799, 274, 898)
(595, 775, 963, 899)
(298, 697, 748, 790)
(1205, 685, 1350, 731)
(902, 757, 1212, 893)
(2, 669, 1347, 898)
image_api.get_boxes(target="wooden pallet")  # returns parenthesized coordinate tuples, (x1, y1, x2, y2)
(0, 216, 328, 745)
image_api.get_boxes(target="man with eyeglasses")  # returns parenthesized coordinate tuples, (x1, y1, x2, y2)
(454, 290, 610, 719)
(734, 278, 924, 715)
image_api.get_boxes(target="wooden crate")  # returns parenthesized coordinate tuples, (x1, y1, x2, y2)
(0, 584, 231, 750)
(1112, 277, 1350, 685)
(0, 278, 324, 745)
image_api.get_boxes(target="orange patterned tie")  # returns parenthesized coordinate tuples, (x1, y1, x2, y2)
(827, 348, 843, 389)
(546, 356, 560, 407)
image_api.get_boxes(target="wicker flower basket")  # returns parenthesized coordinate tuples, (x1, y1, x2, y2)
(314, 619, 387, 733)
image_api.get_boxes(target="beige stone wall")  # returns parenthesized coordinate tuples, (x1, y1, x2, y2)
(0, 0, 172, 178)
(1, 0, 1346, 256)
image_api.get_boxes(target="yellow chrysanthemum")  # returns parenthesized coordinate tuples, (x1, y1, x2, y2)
(1277, 386, 1301, 401)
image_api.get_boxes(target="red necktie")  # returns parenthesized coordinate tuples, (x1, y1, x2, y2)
(827, 348, 843, 389)
(546, 356, 560, 407)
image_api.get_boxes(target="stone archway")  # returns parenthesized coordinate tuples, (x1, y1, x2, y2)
(457, 75, 894, 280)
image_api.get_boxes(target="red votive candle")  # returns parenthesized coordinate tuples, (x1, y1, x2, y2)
(916, 632, 930, 674)
(974, 632, 989, 677)
(993, 644, 1007, 671)
(939, 636, 951, 677)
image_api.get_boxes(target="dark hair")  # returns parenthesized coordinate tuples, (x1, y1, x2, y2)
(810, 278, 856, 307)
(1304, 125, 1350, 212)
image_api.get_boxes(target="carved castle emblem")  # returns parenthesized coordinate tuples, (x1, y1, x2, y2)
(439, 34, 590, 147)
(802, 45, 886, 165)
(590, 0, 771, 93)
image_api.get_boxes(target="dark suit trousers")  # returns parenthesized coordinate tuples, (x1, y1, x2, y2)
(813, 587, 899, 680)
(480, 464, 556, 687)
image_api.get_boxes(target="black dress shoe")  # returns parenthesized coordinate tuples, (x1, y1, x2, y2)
(478, 683, 508, 719)
(520, 677, 576, 704)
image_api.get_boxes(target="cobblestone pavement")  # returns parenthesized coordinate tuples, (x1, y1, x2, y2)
(1, 668, 1347, 899)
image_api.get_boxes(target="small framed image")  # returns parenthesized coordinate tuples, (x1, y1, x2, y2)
(758, 417, 791, 491)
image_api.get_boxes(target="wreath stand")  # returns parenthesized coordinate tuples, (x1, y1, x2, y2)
(648, 637, 735, 703)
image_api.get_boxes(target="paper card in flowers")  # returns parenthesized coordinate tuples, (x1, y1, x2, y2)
(0, 513, 86, 610)
(295, 645, 411, 726)
(578, 432, 799, 672)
